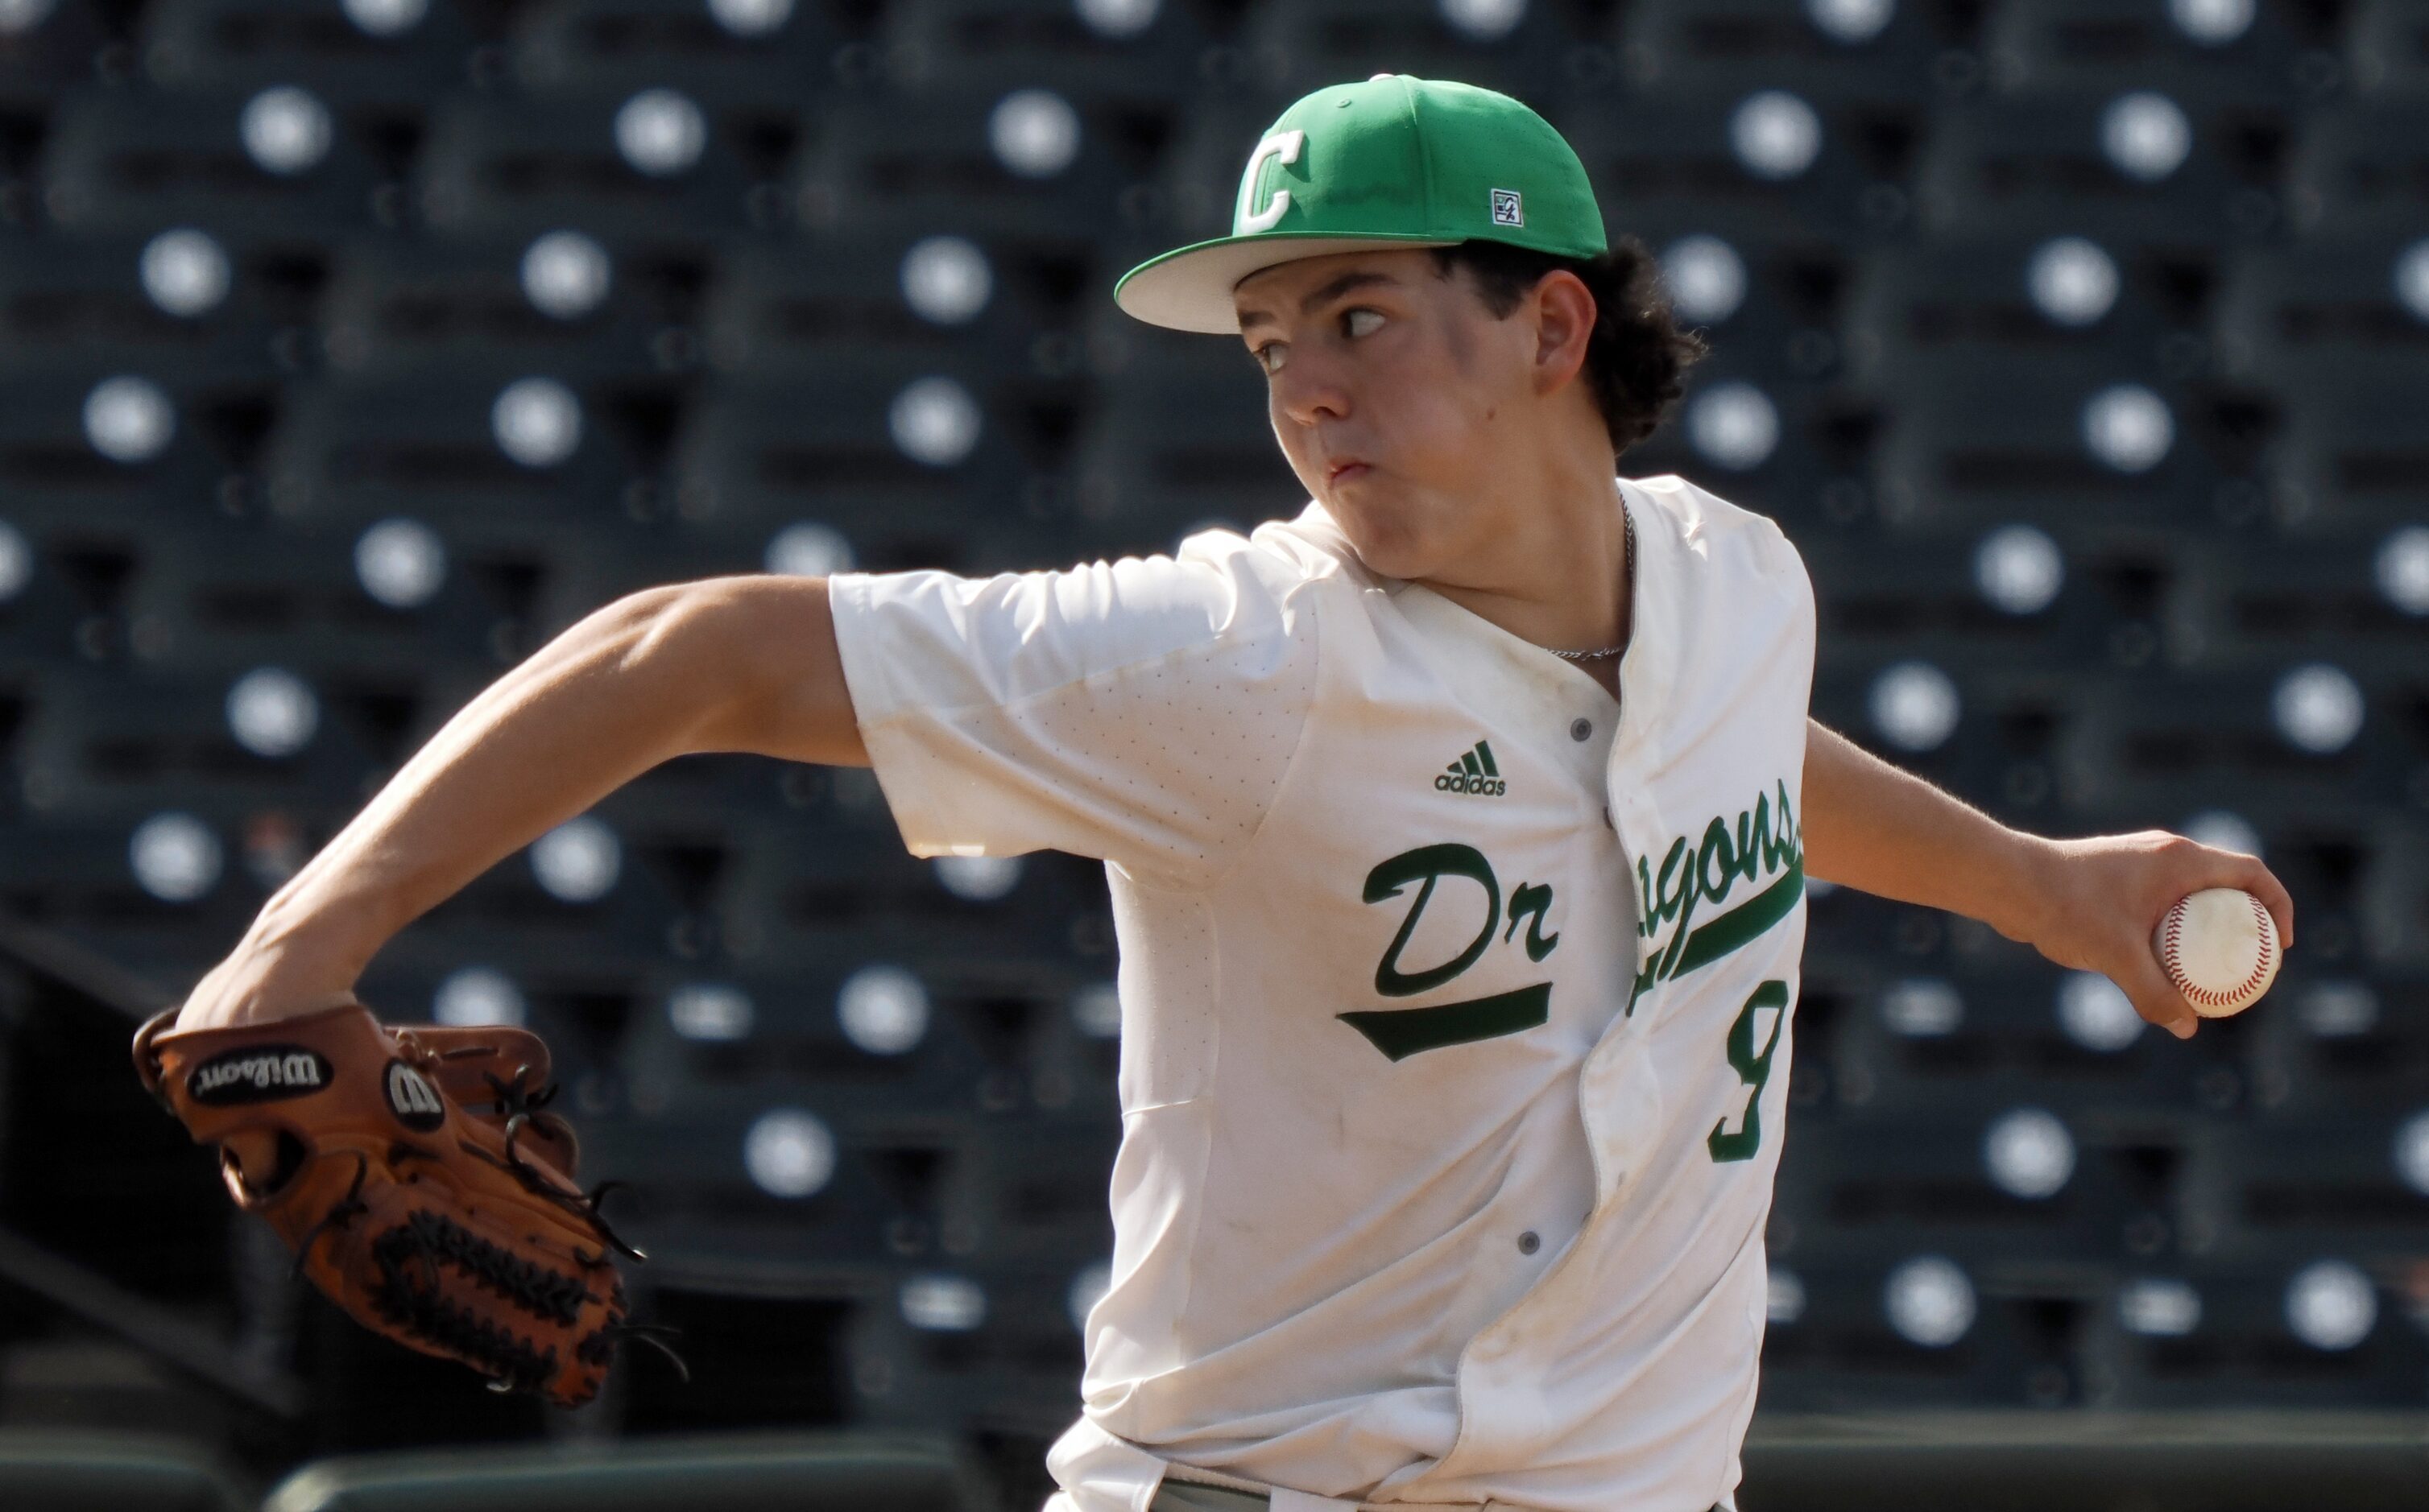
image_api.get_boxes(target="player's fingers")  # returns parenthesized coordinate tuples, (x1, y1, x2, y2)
(2171, 838, 2296, 952)
(2112, 951, 2199, 1041)
(2228, 855, 2296, 953)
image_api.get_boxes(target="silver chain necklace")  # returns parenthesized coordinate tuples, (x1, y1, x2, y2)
(1550, 498, 1636, 663)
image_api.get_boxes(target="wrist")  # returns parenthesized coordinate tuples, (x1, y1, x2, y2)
(1980, 830, 2065, 949)
(248, 869, 393, 977)
(178, 894, 379, 1031)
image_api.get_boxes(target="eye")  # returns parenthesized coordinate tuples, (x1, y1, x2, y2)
(1343, 307, 1384, 337)
(1252, 341, 1289, 375)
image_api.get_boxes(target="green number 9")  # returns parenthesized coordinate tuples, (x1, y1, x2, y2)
(1707, 978, 1789, 1164)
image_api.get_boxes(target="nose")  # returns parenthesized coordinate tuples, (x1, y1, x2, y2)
(1269, 350, 1351, 431)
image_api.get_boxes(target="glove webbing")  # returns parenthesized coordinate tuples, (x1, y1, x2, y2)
(369, 1212, 610, 1394)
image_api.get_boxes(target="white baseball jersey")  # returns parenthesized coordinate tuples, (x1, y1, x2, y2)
(827, 474, 1816, 1512)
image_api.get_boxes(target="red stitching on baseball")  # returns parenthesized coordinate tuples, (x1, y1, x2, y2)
(2162, 894, 2274, 1009)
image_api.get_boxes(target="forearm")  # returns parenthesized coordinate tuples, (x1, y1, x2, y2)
(232, 580, 797, 1001)
(1801, 716, 2051, 943)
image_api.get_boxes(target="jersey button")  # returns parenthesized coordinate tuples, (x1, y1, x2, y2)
(1569, 718, 1591, 742)
(1517, 1230, 1541, 1255)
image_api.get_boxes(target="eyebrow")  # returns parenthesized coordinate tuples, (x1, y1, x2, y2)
(1236, 270, 1399, 333)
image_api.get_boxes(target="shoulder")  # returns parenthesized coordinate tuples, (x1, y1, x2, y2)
(840, 514, 1327, 639)
(1623, 473, 1811, 594)
(1194, 501, 1368, 597)
(830, 518, 1331, 721)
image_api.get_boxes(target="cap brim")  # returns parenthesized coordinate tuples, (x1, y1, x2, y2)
(1115, 231, 1463, 334)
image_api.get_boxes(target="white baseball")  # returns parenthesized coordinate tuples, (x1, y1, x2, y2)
(2152, 887, 2278, 1018)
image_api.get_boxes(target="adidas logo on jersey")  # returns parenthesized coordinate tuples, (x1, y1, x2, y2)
(1435, 741, 1507, 797)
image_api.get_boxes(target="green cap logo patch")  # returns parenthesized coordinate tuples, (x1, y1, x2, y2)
(1236, 130, 1305, 233)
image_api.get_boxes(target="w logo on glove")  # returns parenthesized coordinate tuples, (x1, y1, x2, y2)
(383, 1060, 446, 1130)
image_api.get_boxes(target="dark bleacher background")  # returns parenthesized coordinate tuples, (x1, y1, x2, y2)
(2, 0, 2427, 1507)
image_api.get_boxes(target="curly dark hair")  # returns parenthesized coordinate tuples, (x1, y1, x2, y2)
(1428, 236, 1706, 457)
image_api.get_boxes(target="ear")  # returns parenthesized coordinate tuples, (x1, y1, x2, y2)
(1528, 269, 1597, 396)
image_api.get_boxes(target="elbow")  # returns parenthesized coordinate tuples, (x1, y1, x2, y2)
(604, 580, 710, 677)
(558, 576, 768, 759)
(626, 572, 786, 655)
(642, 574, 865, 766)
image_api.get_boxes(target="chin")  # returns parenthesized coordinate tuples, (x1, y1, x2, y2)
(1328, 512, 1441, 582)
(1318, 472, 1451, 578)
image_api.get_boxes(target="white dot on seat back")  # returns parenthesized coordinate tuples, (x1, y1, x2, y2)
(85, 376, 175, 463)
(1868, 661, 1959, 751)
(1067, 1261, 1112, 1330)
(141, 229, 232, 318)
(2179, 808, 2261, 859)
(242, 86, 332, 176)
(839, 965, 930, 1055)
(2271, 663, 2363, 754)
(1685, 382, 1778, 469)
(1766, 1269, 1806, 1324)
(1729, 92, 1822, 180)
(991, 90, 1081, 178)
(2100, 93, 2191, 182)
(2169, 0, 2253, 46)
(2057, 971, 2141, 1051)
(765, 522, 854, 577)
(708, 0, 792, 38)
(890, 377, 981, 465)
(530, 816, 620, 901)
(2027, 237, 2118, 326)
(226, 667, 319, 758)
(1661, 235, 1747, 324)
(2119, 1278, 2201, 1336)
(745, 1109, 834, 1197)
(521, 230, 611, 320)
(1806, 0, 1893, 44)
(1885, 1255, 1974, 1346)
(0, 0, 58, 35)
(668, 981, 753, 1041)
(1983, 1107, 2074, 1199)
(616, 89, 708, 176)
(343, 0, 427, 35)
(1974, 523, 2063, 614)
(1439, 0, 1526, 43)
(2375, 524, 2429, 613)
(435, 967, 528, 1028)
(1075, 0, 1157, 39)
(2284, 1261, 2373, 1351)
(492, 378, 583, 467)
(900, 236, 993, 324)
(131, 812, 222, 902)
(355, 517, 446, 607)
(2080, 384, 2172, 472)
(901, 1273, 985, 1331)
(0, 519, 29, 602)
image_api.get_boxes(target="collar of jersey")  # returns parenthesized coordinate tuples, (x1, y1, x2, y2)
(1276, 489, 1657, 731)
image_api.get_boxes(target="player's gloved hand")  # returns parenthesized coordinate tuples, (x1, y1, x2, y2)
(132, 999, 678, 1407)
(2010, 830, 2295, 1040)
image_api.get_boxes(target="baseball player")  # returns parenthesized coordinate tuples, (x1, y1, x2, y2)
(161, 76, 2295, 1512)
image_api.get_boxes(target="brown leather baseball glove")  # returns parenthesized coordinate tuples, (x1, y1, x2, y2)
(133, 999, 677, 1407)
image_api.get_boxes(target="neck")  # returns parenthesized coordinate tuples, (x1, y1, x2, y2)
(1413, 438, 1632, 662)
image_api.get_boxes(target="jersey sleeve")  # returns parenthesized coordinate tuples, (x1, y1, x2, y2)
(826, 538, 1319, 889)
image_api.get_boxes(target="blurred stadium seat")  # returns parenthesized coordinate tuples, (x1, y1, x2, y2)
(0, 0, 2424, 1504)
(0, 1429, 247, 1512)
(257, 1431, 997, 1512)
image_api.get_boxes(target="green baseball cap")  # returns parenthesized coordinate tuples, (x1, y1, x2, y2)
(1115, 74, 1608, 335)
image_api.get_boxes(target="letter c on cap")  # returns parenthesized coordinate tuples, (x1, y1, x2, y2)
(1235, 129, 1306, 234)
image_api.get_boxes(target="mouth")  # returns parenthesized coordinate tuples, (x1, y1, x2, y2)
(1326, 461, 1371, 486)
